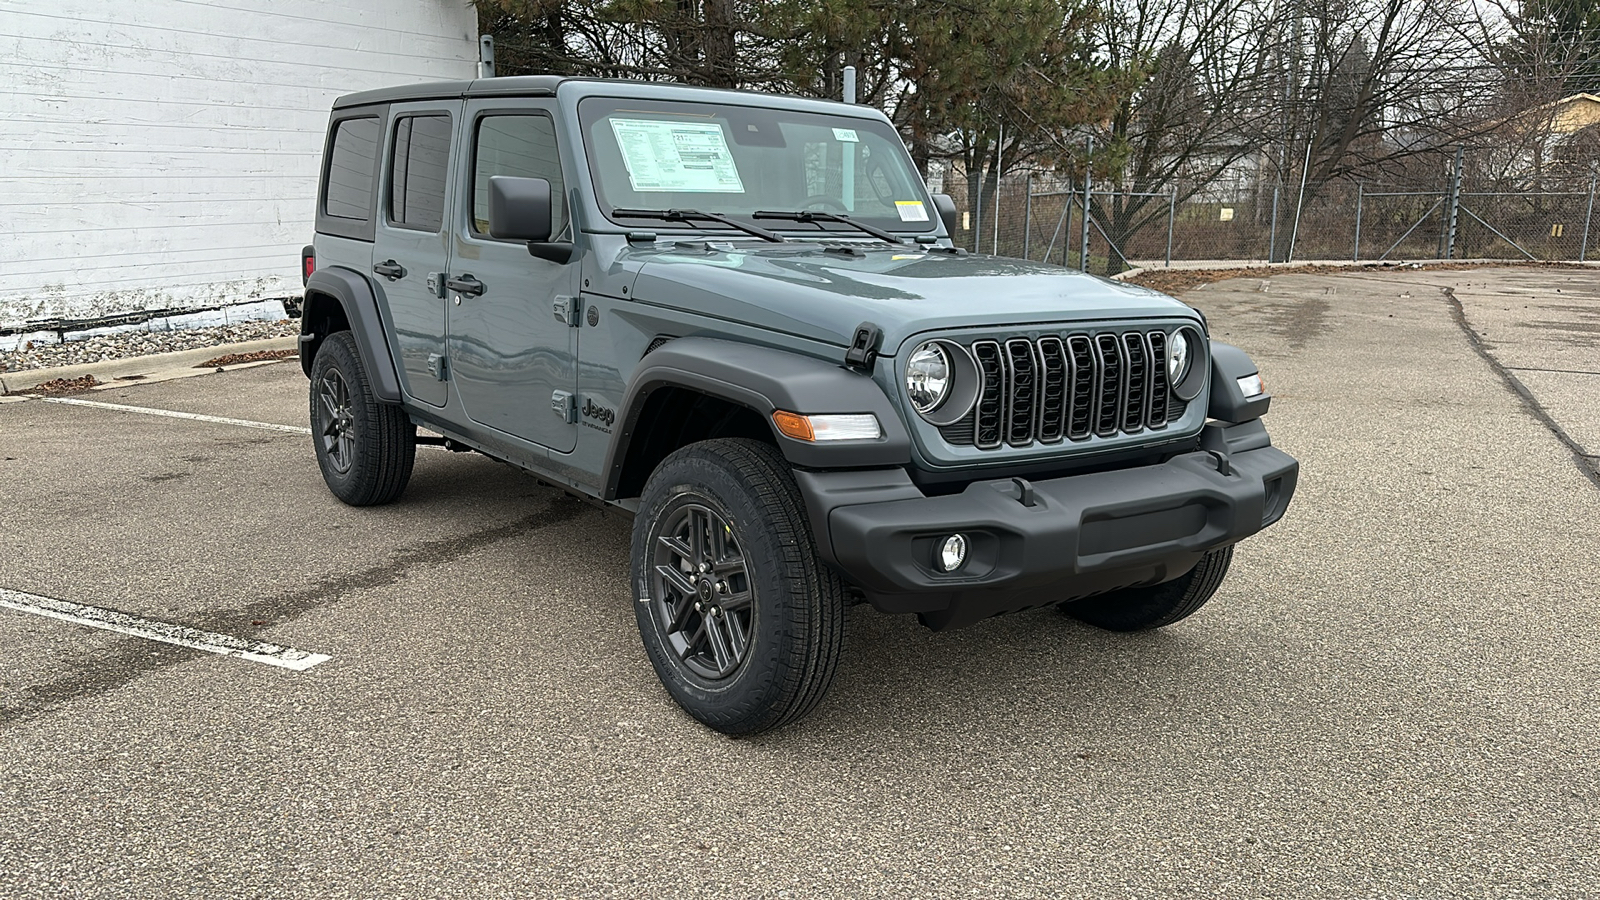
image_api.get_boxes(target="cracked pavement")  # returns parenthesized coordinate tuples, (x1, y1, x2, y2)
(0, 266, 1597, 898)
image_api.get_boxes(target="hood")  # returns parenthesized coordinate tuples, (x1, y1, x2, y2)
(625, 242, 1196, 354)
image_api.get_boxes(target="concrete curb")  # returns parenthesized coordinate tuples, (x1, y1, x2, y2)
(0, 336, 298, 395)
(1109, 257, 1600, 282)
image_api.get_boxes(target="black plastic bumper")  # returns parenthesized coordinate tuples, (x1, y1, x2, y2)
(794, 439, 1298, 631)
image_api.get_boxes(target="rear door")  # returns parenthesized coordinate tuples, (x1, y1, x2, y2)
(446, 99, 579, 452)
(372, 102, 459, 408)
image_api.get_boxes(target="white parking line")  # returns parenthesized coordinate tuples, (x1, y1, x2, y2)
(0, 588, 331, 672)
(36, 396, 448, 450)
(39, 397, 312, 434)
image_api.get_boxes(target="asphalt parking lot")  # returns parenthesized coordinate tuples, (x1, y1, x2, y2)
(2, 266, 1597, 898)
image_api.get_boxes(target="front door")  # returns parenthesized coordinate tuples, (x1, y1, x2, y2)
(446, 100, 579, 452)
(373, 102, 458, 408)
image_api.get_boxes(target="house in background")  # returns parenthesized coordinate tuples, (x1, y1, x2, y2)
(1, 0, 479, 327)
(1474, 92, 1600, 190)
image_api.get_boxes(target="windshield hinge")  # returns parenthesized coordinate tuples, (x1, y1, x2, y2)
(844, 322, 883, 373)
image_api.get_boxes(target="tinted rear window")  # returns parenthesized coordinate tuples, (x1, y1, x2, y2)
(325, 117, 380, 220)
(389, 114, 451, 231)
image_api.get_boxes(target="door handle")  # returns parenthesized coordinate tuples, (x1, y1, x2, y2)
(445, 274, 485, 297)
(373, 259, 406, 280)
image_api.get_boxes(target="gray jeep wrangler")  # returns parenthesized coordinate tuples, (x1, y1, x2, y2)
(299, 76, 1298, 735)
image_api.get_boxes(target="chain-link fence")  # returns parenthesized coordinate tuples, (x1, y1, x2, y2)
(942, 170, 1600, 276)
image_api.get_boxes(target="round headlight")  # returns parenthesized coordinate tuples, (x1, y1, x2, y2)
(906, 342, 951, 413)
(1167, 330, 1190, 383)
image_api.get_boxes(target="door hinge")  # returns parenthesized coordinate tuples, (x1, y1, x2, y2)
(844, 321, 883, 372)
(553, 295, 580, 327)
(427, 353, 449, 382)
(551, 390, 577, 423)
(425, 272, 446, 299)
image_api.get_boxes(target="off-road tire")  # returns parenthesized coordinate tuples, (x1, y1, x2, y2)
(632, 438, 845, 735)
(309, 330, 415, 506)
(1062, 546, 1233, 632)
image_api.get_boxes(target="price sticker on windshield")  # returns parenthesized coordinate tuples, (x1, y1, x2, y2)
(895, 200, 929, 222)
(832, 128, 860, 143)
(610, 118, 745, 193)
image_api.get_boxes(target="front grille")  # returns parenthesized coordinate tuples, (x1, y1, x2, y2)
(940, 329, 1186, 450)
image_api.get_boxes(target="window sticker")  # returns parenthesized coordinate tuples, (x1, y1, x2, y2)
(609, 118, 745, 193)
(895, 200, 929, 222)
(832, 127, 860, 143)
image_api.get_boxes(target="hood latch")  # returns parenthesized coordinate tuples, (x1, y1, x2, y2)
(844, 322, 883, 373)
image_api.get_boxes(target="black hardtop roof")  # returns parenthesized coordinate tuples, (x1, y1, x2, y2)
(330, 76, 860, 112)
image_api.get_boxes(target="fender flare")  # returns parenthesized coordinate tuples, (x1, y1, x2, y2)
(300, 267, 403, 403)
(602, 337, 912, 500)
(1207, 341, 1271, 423)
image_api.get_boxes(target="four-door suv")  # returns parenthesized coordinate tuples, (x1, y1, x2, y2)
(299, 76, 1298, 734)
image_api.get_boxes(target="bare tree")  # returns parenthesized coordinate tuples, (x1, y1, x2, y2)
(1087, 0, 1288, 271)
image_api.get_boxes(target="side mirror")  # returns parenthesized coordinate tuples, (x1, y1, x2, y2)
(931, 194, 960, 237)
(488, 175, 553, 243)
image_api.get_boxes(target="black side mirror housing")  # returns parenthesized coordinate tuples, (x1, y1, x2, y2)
(931, 194, 960, 238)
(488, 175, 553, 243)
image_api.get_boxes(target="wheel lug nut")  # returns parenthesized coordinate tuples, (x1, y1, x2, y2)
(716, 582, 728, 594)
(694, 601, 703, 612)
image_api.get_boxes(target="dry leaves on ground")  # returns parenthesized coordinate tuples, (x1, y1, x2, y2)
(17, 375, 101, 396)
(195, 349, 299, 368)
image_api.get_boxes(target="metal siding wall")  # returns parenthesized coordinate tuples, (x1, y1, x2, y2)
(0, 0, 478, 324)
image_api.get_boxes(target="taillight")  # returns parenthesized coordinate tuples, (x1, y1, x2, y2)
(301, 245, 316, 286)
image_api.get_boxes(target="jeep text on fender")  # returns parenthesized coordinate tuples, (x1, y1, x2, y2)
(300, 76, 1299, 735)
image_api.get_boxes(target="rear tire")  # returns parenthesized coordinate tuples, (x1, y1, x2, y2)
(632, 438, 845, 735)
(1062, 546, 1233, 632)
(309, 331, 415, 506)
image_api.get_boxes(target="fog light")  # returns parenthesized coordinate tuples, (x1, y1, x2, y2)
(937, 534, 968, 572)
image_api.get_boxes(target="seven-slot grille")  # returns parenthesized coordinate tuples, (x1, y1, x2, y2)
(942, 330, 1184, 450)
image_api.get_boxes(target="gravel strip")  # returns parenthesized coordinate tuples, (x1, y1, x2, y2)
(0, 320, 298, 374)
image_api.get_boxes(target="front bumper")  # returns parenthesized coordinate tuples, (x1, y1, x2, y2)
(794, 436, 1298, 630)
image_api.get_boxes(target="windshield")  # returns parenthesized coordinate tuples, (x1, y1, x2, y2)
(578, 96, 936, 234)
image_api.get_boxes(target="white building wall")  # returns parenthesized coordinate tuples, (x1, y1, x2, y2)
(0, 0, 478, 325)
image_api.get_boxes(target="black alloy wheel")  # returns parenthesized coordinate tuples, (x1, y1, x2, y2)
(307, 331, 416, 507)
(316, 367, 357, 475)
(632, 438, 846, 735)
(649, 502, 756, 680)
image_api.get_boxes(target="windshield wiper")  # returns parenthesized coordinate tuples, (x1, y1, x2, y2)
(752, 210, 907, 245)
(611, 208, 786, 243)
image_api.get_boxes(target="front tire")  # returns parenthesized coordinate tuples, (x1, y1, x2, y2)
(1062, 546, 1233, 632)
(309, 331, 415, 506)
(631, 438, 845, 735)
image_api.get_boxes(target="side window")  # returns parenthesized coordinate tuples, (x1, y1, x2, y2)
(388, 114, 451, 232)
(324, 117, 380, 220)
(473, 114, 566, 237)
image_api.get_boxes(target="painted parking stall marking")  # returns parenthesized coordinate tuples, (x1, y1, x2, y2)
(0, 588, 331, 672)
(35, 396, 449, 450)
(38, 397, 313, 434)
